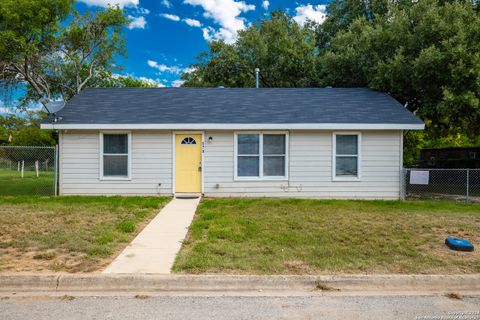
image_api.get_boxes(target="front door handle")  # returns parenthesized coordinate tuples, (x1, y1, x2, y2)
(198, 163, 202, 172)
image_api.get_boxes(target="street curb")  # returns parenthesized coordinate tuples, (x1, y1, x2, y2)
(0, 274, 479, 293)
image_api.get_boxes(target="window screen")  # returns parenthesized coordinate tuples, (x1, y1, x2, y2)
(237, 134, 260, 177)
(335, 134, 358, 177)
(263, 134, 286, 177)
(103, 134, 129, 177)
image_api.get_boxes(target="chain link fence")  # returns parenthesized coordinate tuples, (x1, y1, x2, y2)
(402, 168, 480, 202)
(0, 146, 58, 196)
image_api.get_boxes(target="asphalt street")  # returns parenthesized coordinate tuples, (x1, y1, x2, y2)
(1, 293, 480, 320)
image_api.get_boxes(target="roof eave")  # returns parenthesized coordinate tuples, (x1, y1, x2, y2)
(41, 123, 425, 130)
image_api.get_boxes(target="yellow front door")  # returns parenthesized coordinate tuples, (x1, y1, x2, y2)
(175, 134, 202, 193)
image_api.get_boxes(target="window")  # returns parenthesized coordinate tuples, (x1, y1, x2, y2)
(181, 137, 197, 145)
(235, 133, 287, 179)
(100, 133, 131, 179)
(333, 133, 360, 180)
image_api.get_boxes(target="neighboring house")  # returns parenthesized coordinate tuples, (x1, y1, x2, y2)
(41, 88, 424, 199)
(419, 147, 480, 168)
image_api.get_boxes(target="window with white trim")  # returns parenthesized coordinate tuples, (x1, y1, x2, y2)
(334, 133, 360, 179)
(101, 133, 130, 178)
(236, 133, 287, 179)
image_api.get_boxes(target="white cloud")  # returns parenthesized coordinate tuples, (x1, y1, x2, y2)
(147, 60, 196, 76)
(202, 27, 215, 41)
(128, 16, 147, 29)
(184, 0, 255, 43)
(202, 26, 237, 43)
(159, 13, 181, 21)
(77, 0, 139, 8)
(134, 7, 150, 14)
(293, 4, 327, 26)
(161, 0, 172, 8)
(183, 66, 197, 73)
(172, 79, 185, 87)
(183, 18, 202, 27)
(262, 0, 269, 10)
(147, 60, 185, 74)
(158, 15, 203, 28)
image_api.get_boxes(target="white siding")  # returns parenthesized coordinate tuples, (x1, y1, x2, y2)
(203, 130, 402, 199)
(60, 129, 402, 199)
(60, 130, 172, 195)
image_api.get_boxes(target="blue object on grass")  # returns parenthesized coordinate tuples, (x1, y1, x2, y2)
(445, 238, 474, 252)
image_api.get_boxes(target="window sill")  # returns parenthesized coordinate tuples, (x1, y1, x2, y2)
(99, 177, 132, 181)
(234, 177, 288, 182)
(332, 176, 361, 182)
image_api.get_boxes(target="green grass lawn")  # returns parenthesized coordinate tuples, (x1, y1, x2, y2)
(0, 170, 55, 196)
(0, 196, 170, 273)
(173, 198, 480, 274)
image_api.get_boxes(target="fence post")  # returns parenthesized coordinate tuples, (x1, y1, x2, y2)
(399, 168, 406, 200)
(21, 160, 24, 178)
(54, 145, 59, 196)
(35, 160, 39, 177)
(466, 169, 470, 202)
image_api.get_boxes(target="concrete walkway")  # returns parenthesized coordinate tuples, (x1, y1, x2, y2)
(103, 197, 200, 274)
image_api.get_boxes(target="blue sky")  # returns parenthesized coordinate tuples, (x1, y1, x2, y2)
(76, 0, 329, 87)
(1, 0, 329, 114)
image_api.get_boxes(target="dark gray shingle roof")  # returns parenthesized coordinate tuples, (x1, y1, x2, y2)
(52, 87, 423, 125)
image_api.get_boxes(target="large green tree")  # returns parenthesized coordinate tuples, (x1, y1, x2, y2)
(47, 8, 129, 100)
(0, 0, 129, 107)
(314, 0, 391, 49)
(182, 11, 319, 88)
(319, 0, 480, 138)
(0, 0, 73, 103)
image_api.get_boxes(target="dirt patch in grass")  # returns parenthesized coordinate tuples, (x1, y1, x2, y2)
(0, 196, 170, 273)
(173, 198, 480, 274)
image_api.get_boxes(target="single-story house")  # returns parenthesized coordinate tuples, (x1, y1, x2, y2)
(41, 87, 424, 199)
